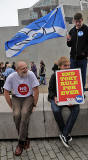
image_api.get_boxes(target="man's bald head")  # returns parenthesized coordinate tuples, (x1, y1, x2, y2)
(16, 61, 27, 69)
(16, 61, 28, 77)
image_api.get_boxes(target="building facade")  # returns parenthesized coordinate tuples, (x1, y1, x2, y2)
(18, 0, 81, 26)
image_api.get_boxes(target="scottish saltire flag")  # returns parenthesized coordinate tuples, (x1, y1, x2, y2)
(5, 5, 67, 57)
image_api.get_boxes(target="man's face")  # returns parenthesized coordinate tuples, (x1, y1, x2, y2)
(60, 62, 70, 70)
(17, 64, 28, 77)
(74, 19, 83, 29)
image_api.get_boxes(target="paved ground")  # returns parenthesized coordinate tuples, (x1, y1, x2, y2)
(0, 137, 88, 160)
(0, 78, 88, 160)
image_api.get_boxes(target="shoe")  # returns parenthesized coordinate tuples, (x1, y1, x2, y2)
(59, 134, 69, 148)
(24, 138, 30, 150)
(15, 143, 23, 156)
(67, 135, 72, 142)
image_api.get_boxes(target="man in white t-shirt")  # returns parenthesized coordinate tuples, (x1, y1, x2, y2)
(4, 61, 39, 156)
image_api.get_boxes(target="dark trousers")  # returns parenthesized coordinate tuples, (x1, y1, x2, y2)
(51, 100, 80, 137)
(0, 79, 4, 93)
(70, 58, 87, 90)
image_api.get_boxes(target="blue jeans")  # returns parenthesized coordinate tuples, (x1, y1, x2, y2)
(70, 58, 87, 90)
(51, 100, 80, 137)
(40, 76, 46, 85)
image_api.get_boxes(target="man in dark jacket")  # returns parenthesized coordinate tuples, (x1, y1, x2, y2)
(48, 57, 80, 148)
(67, 13, 88, 90)
(30, 61, 37, 77)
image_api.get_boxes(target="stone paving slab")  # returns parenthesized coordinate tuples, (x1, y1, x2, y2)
(0, 137, 88, 160)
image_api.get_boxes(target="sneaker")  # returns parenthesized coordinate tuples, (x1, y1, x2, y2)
(59, 134, 69, 148)
(67, 135, 72, 142)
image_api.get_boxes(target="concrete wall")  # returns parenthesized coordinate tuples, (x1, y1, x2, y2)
(82, 10, 88, 25)
(0, 26, 21, 60)
(59, 0, 80, 6)
(18, 5, 81, 27)
(0, 92, 88, 139)
(18, 8, 33, 27)
(63, 5, 81, 18)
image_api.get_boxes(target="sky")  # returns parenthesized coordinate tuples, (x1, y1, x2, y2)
(0, 0, 39, 27)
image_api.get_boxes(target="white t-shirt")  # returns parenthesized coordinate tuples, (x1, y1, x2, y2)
(3, 71, 39, 97)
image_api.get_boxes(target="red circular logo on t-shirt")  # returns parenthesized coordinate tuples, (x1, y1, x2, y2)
(18, 84, 29, 95)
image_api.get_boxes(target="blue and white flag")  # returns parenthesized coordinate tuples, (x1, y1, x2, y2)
(5, 5, 67, 57)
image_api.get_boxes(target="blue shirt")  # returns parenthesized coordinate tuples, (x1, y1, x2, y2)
(2, 68, 15, 77)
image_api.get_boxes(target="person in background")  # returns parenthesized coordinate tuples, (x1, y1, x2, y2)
(0, 62, 5, 94)
(39, 60, 46, 85)
(30, 61, 37, 77)
(67, 12, 88, 91)
(4, 61, 9, 70)
(48, 57, 80, 148)
(2, 63, 15, 79)
(12, 61, 16, 70)
(0, 62, 5, 72)
(52, 61, 59, 73)
(4, 61, 39, 156)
